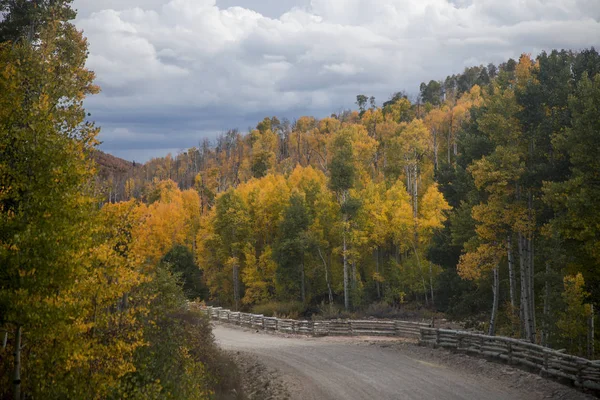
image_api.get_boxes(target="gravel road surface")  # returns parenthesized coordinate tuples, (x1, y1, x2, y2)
(214, 324, 592, 400)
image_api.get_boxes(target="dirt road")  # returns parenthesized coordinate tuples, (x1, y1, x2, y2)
(214, 324, 591, 400)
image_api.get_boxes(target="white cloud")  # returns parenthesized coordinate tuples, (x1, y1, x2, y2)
(72, 0, 600, 160)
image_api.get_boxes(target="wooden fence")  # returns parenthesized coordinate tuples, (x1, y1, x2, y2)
(420, 328, 600, 391)
(199, 305, 600, 391)
(200, 305, 430, 339)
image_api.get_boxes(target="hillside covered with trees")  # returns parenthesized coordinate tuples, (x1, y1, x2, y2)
(99, 48, 600, 358)
(1, 0, 599, 397)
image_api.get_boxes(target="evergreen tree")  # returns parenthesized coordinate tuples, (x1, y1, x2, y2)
(274, 193, 311, 303)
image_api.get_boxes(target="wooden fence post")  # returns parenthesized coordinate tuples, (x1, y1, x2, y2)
(577, 364, 584, 387)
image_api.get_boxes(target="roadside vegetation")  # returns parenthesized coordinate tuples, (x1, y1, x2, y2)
(0, 2, 241, 399)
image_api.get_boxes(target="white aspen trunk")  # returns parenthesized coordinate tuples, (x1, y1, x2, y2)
(13, 325, 21, 400)
(406, 165, 411, 195)
(518, 232, 532, 341)
(413, 162, 419, 220)
(318, 247, 334, 310)
(489, 267, 499, 336)
(429, 262, 435, 307)
(411, 242, 428, 306)
(507, 235, 516, 311)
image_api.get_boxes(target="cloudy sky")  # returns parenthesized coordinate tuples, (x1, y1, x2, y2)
(72, 0, 600, 162)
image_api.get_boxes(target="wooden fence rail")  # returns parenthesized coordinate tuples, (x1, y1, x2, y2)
(199, 305, 430, 339)
(420, 327, 600, 391)
(197, 305, 599, 392)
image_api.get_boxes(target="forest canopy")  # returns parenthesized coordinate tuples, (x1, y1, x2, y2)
(98, 48, 600, 357)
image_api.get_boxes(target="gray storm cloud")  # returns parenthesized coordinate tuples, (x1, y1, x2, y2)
(72, 0, 600, 161)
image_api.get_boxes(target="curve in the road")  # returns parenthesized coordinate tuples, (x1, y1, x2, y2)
(214, 324, 541, 400)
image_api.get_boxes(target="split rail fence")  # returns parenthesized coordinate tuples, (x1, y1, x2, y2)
(199, 305, 600, 391)
(420, 328, 600, 391)
(199, 305, 429, 338)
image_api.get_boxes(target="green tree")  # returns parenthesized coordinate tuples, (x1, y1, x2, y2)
(544, 73, 600, 298)
(329, 133, 357, 310)
(197, 189, 250, 309)
(274, 193, 311, 303)
(0, 6, 103, 398)
(162, 245, 208, 301)
(0, 0, 76, 43)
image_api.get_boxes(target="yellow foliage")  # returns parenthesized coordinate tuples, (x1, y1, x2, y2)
(556, 273, 593, 355)
(457, 243, 503, 281)
(418, 183, 451, 242)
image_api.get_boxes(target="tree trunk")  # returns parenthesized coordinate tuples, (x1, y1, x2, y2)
(406, 165, 411, 196)
(489, 267, 499, 336)
(411, 242, 428, 306)
(13, 325, 21, 400)
(542, 261, 550, 347)
(318, 247, 334, 310)
(351, 261, 357, 294)
(301, 263, 306, 304)
(528, 234, 536, 337)
(413, 162, 418, 220)
(233, 263, 240, 311)
(429, 262, 435, 307)
(507, 235, 516, 311)
(518, 232, 533, 342)
(343, 215, 349, 311)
